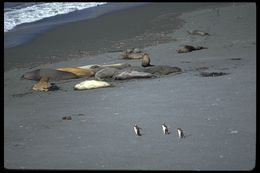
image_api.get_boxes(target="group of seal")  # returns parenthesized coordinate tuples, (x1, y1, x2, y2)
(21, 46, 183, 92)
(133, 123, 185, 138)
(176, 29, 209, 53)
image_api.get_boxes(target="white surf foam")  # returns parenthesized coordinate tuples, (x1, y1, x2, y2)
(4, 2, 107, 32)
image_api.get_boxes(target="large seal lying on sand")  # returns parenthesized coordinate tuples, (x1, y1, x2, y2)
(177, 45, 208, 53)
(95, 67, 119, 81)
(21, 69, 79, 81)
(56, 67, 95, 77)
(187, 30, 210, 36)
(74, 80, 112, 90)
(113, 70, 154, 80)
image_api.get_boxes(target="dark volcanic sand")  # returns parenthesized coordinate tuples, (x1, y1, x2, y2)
(4, 3, 256, 170)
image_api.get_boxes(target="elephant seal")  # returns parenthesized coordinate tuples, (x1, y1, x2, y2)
(122, 52, 145, 59)
(113, 70, 154, 80)
(187, 30, 210, 36)
(141, 53, 153, 67)
(21, 69, 79, 81)
(94, 67, 119, 81)
(56, 67, 95, 77)
(32, 76, 50, 92)
(177, 45, 208, 53)
(74, 80, 112, 90)
(79, 63, 131, 70)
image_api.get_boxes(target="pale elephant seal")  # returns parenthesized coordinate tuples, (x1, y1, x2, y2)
(113, 70, 154, 80)
(74, 80, 112, 90)
(21, 69, 79, 81)
(187, 30, 210, 36)
(177, 45, 208, 53)
(56, 67, 95, 77)
(141, 53, 153, 67)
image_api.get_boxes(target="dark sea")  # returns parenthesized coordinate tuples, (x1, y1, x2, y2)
(4, 2, 146, 48)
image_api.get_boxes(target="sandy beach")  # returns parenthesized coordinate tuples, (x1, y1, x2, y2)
(4, 3, 256, 170)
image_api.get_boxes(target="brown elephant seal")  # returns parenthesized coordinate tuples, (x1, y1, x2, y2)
(21, 69, 79, 81)
(177, 45, 208, 53)
(32, 76, 50, 92)
(187, 30, 210, 36)
(141, 53, 153, 67)
(74, 80, 112, 90)
(56, 67, 95, 77)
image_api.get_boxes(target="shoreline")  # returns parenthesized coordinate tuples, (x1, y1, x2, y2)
(4, 3, 226, 72)
(4, 3, 256, 170)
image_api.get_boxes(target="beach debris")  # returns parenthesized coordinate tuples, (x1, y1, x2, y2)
(74, 80, 112, 90)
(113, 70, 154, 80)
(56, 67, 95, 77)
(177, 45, 208, 53)
(143, 65, 182, 76)
(187, 30, 210, 36)
(177, 128, 185, 138)
(200, 72, 229, 77)
(229, 58, 242, 60)
(62, 116, 72, 120)
(133, 124, 142, 136)
(162, 123, 170, 135)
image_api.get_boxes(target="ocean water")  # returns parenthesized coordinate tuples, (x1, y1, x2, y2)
(4, 2, 107, 32)
(4, 2, 145, 48)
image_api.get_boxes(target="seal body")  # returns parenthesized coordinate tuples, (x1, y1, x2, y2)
(133, 124, 142, 136)
(94, 67, 119, 81)
(56, 67, 95, 77)
(113, 70, 154, 80)
(32, 76, 50, 92)
(21, 69, 79, 81)
(162, 123, 170, 135)
(177, 45, 208, 53)
(177, 128, 184, 138)
(74, 80, 112, 90)
(141, 53, 152, 67)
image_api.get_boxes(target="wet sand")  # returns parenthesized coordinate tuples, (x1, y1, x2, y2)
(4, 3, 256, 170)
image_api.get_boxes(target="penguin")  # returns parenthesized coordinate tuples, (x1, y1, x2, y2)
(141, 53, 153, 67)
(133, 124, 142, 136)
(162, 123, 170, 135)
(177, 128, 185, 138)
